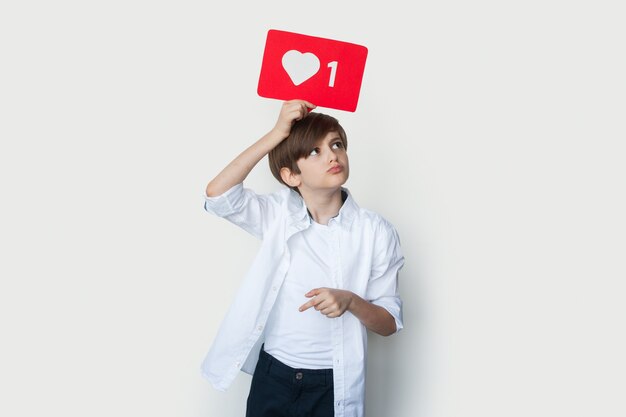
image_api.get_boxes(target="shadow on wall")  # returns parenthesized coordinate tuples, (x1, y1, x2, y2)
(365, 260, 428, 416)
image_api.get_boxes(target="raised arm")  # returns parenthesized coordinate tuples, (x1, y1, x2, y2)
(205, 100, 316, 197)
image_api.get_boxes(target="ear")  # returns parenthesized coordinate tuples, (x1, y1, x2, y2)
(280, 167, 301, 188)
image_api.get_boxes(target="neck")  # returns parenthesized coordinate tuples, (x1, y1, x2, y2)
(299, 188, 344, 225)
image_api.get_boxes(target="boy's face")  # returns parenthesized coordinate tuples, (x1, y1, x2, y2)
(291, 131, 349, 194)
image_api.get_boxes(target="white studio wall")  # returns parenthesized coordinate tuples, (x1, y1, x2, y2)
(1, 1, 624, 417)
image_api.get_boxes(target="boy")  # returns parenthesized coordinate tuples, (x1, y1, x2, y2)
(201, 100, 404, 417)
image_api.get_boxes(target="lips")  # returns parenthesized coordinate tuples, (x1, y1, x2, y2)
(327, 165, 343, 174)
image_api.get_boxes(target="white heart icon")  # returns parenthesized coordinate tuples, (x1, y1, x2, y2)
(281, 50, 320, 86)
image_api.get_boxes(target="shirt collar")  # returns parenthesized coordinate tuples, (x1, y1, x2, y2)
(286, 187, 359, 232)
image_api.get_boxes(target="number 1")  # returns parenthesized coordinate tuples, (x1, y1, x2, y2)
(327, 61, 338, 87)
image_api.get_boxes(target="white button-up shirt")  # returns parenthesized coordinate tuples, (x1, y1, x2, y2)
(200, 183, 404, 417)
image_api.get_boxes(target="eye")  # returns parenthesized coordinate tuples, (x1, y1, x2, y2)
(309, 147, 320, 156)
(332, 141, 344, 150)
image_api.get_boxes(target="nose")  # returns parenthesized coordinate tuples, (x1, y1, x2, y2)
(327, 147, 338, 163)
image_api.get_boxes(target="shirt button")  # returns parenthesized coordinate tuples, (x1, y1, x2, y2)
(257, 325, 263, 331)
(272, 286, 278, 292)
(235, 362, 241, 368)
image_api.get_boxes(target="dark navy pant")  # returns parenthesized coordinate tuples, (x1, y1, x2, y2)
(246, 347, 334, 417)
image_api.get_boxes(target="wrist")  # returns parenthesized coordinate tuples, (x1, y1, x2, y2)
(346, 290, 357, 312)
(259, 129, 287, 150)
(268, 127, 290, 142)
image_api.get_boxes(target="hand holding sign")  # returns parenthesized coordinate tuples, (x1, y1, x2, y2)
(257, 30, 368, 112)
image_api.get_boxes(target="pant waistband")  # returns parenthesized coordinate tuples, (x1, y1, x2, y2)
(259, 347, 333, 388)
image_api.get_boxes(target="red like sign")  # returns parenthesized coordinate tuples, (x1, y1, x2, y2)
(257, 29, 368, 112)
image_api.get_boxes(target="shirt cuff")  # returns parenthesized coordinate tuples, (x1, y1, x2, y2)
(204, 183, 244, 217)
(371, 296, 403, 334)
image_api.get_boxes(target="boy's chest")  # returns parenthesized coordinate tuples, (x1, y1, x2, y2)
(284, 224, 375, 295)
(285, 227, 335, 289)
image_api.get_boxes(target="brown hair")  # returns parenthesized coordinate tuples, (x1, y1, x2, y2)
(268, 112, 348, 191)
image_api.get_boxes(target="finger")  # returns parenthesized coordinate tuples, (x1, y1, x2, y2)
(300, 102, 312, 119)
(320, 306, 334, 315)
(305, 288, 322, 298)
(299, 296, 323, 312)
(318, 296, 333, 308)
(299, 299, 323, 312)
(282, 101, 298, 116)
(287, 99, 315, 108)
(301, 100, 316, 109)
(291, 109, 308, 123)
(290, 104, 306, 122)
(299, 300, 314, 312)
(299, 293, 326, 312)
(283, 105, 304, 123)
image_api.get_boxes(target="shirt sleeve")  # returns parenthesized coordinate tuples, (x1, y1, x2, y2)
(365, 222, 405, 333)
(203, 183, 281, 240)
